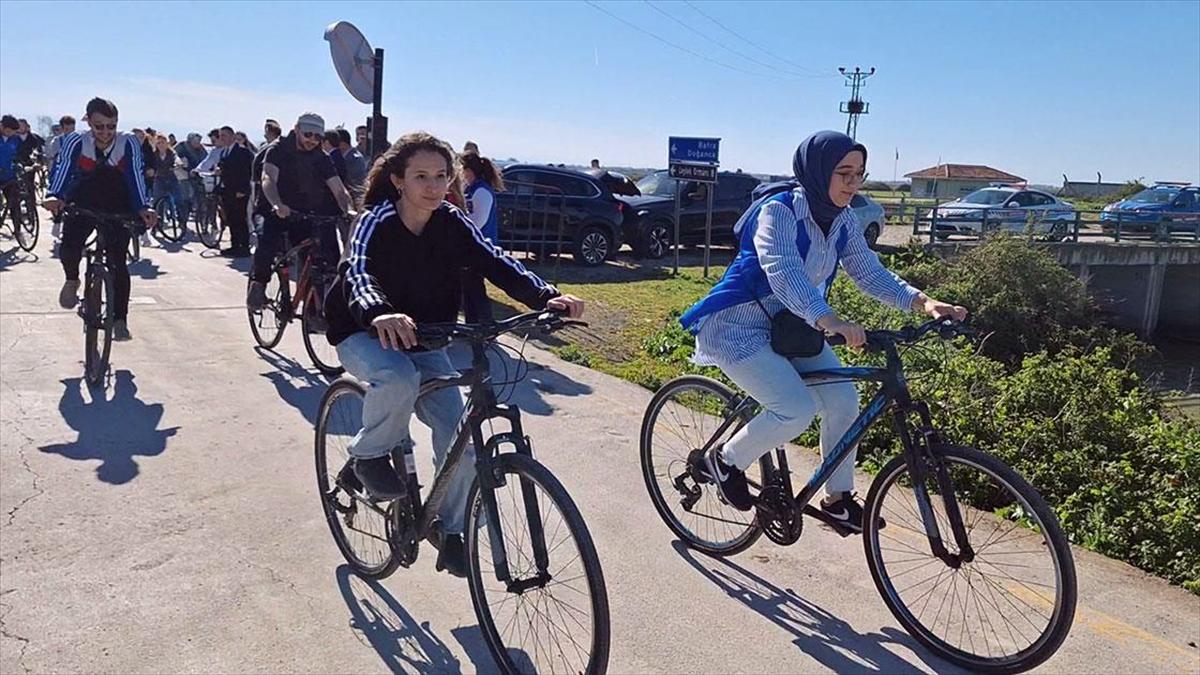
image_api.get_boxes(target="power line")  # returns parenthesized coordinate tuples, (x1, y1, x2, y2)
(641, 1, 828, 80)
(682, 0, 829, 76)
(582, 1, 793, 82)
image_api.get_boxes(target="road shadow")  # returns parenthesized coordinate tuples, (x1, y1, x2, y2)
(255, 347, 330, 426)
(128, 254, 166, 280)
(670, 539, 963, 674)
(0, 244, 38, 271)
(335, 565, 498, 674)
(39, 370, 179, 484)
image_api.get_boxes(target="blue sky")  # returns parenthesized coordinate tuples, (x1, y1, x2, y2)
(2, 0, 1197, 185)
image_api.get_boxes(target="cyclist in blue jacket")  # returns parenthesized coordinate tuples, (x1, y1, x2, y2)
(679, 130, 966, 530)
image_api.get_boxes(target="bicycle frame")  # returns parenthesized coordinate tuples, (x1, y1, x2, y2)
(699, 342, 976, 566)
(409, 338, 548, 589)
(273, 237, 322, 317)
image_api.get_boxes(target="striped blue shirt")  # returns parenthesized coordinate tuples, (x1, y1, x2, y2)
(693, 187, 921, 366)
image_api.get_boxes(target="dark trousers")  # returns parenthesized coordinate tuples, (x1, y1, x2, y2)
(222, 192, 250, 250)
(462, 270, 494, 324)
(61, 215, 132, 320)
(1, 180, 22, 223)
(251, 213, 340, 283)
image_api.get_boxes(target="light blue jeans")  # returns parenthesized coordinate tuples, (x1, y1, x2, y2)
(336, 332, 476, 534)
(718, 344, 861, 496)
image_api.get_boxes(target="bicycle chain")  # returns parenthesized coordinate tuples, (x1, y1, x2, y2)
(756, 483, 803, 546)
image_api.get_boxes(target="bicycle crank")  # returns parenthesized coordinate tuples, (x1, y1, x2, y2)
(756, 484, 803, 546)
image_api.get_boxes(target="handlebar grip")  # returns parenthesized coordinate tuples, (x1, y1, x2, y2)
(825, 334, 847, 347)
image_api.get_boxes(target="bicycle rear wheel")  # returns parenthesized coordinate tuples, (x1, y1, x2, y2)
(154, 197, 184, 242)
(466, 452, 610, 675)
(315, 377, 400, 579)
(301, 284, 343, 376)
(863, 444, 1076, 674)
(247, 269, 289, 349)
(640, 375, 764, 556)
(83, 262, 115, 387)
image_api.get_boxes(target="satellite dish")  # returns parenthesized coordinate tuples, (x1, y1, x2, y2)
(324, 21, 375, 105)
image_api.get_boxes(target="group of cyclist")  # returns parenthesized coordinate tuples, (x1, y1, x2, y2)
(10, 94, 968, 577)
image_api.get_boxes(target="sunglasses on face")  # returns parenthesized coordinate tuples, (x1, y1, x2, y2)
(92, 123, 117, 131)
(301, 131, 322, 140)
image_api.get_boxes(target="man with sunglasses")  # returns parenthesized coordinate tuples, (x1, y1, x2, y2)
(248, 112, 353, 310)
(43, 97, 157, 341)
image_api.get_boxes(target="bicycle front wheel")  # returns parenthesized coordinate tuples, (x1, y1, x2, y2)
(640, 375, 763, 556)
(863, 444, 1076, 674)
(154, 197, 184, 242)
(466, 452, 610, 675)
(15, 200, 38, 252)
(315, 377, 400, 579)
(247, 270, 289, 349)
(198, 208, 224, 249)
(301, 285, 343, 376)
(83, 262, 115, 387)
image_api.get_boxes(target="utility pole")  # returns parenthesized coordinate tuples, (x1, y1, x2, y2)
(838, 67, 875, 140)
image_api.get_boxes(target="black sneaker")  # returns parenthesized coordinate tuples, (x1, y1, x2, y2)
(436, 533, 468, 578)
(336, 460, 364, 494)
(702, 446, 754, 511)
(820, 492, 885, 533)
(246, 281, 268, 311)
(352, 456, 404, 500)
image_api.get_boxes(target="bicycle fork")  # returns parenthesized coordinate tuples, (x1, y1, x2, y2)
(895, 403, 975, 566)
(474, 403, 552, 593)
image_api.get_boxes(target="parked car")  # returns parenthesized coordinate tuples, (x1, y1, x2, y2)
(618, 170, 761, 258)
(1100, 184, 1200, 233)
(586, 169, 641, 197)
(495, 165, 626, 266)
(928, 186, 1076, 239)
(851, 193, 885, 246)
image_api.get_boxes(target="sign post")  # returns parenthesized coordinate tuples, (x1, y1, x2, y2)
(667, 136, 720, 277)
(324, 22, 387, 158)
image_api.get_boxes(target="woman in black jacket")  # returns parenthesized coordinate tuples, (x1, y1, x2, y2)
(323, 131, 584, 576)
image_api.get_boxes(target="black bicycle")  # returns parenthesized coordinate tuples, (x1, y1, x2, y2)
(193, 172, 225, 249)
(1, 164, 41, 252)
(64, 205, 144, 387)
(248, 213, 345, 376)
(641, 318, 1076, 674)
(152, 192, 186, 243)
(315, 310, 610, 674)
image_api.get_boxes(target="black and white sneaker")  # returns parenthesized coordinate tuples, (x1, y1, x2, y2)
(702, 446, 754, 511)
(820, 492, 885, 533)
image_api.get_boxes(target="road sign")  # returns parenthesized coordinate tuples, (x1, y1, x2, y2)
(669, 137, 720, 165)
(669, 162, 717, 183)
(324, 22, 375, 105)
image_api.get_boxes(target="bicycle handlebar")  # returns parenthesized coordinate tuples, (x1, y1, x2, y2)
(368, 307, 586, 351)
(60, 205, 145, 232)
(824, 317, 973, 351)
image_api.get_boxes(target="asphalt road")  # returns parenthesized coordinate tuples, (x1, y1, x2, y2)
(2, 215, 1198, 674)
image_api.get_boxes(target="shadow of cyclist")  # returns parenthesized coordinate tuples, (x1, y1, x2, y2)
(255, 347, 331, 426)
(670, 539, 964, 674)
(335, 565, 488, 674)
(0, 244, 38, 270)
(39, 370, 179, 484)
(128, 254, 167, 280)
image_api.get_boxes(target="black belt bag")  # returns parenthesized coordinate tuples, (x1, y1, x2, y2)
(755, 298, 825, 358)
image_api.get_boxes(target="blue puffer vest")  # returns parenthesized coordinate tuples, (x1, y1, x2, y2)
(679, 188, 848, 334)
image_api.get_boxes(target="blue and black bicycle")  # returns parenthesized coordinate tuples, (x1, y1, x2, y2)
(640, 318, 1076, 674)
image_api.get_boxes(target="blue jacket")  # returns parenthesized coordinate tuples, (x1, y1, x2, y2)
(48, 131, 151, 209)
(679, 189, 848, 333)
(466, 179, 499, 242)
(0, 135, 19, 183)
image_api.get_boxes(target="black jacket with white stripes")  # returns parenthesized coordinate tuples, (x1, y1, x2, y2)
(324, 200, 560, 346)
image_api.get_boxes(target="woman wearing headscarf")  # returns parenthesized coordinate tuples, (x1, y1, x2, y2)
(678, 131, 967, 529)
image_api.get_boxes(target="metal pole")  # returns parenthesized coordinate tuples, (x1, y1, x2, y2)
(673, 178, 681, 275)
(370, 48, 384, 158)
(703, 182, 714, 278)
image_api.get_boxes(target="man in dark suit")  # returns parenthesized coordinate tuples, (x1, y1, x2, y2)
(216, 125, 253, 257)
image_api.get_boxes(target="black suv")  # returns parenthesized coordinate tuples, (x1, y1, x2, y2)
(496, 165, 625, 266)
(618, 170, 761, 258)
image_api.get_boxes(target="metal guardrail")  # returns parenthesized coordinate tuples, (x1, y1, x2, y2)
(878, 202, 1200, 244)
(496, 179, 569, 282)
